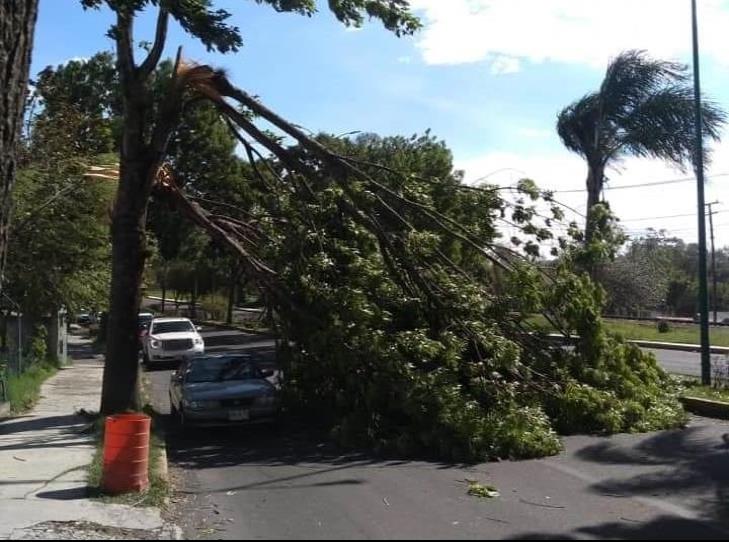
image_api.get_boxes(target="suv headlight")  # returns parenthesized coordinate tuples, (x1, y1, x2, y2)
(149, 339, 161, 349)
(194, 337, 204, 346)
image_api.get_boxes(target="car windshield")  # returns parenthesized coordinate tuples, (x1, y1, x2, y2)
(139, 315, 153, 327)
(186, 357, 262, 383)
(152, 321, 193, 334)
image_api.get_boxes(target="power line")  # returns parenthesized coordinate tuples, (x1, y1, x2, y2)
(552, 173, 729, 193)
(621, 209, 729, 222)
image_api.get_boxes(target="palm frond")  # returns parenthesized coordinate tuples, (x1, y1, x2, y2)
(556, 93, 600, 158)
(617, 84, 725, 167)
(599, 50, 688, 122)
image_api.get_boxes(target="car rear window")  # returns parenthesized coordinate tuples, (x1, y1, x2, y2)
(187, 357, 262, 383)
(152, 321, 193, 334)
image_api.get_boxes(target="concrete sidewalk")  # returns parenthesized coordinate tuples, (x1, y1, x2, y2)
(0, 334, 179, 540)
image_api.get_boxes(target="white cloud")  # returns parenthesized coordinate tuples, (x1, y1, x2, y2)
(410, 0, 729, 70)
(490, 55, 520, 74)
(455, 147, 729, 245)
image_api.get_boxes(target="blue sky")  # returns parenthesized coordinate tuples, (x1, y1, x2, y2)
(31, 0, 729, 245)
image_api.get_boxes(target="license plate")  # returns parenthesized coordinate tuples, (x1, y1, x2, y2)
(228, 409, 250, 421)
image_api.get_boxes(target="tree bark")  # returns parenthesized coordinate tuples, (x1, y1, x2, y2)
(160, 264, 167, 313)
(100, 8, 180, 414)
(584, 164, 604, 244)
(100, 154, 150, 413)
(191, 272, 198, 320)
(227, 263, 238, 325)
(0, 0, 39, 289)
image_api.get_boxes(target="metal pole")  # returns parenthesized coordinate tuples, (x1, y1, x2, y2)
(17, 312, 21, 374)
(707, 202, 719, 324)
(692, 0, 712, 386)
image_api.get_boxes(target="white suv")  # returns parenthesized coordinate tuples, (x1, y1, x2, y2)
(142, 317, 205, 366)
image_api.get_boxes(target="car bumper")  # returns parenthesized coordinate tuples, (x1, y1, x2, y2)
(183, 406, 279, 426)
(149, 345, 205, 361)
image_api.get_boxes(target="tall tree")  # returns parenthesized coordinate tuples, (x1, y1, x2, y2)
(557, 50, 725, 242)
(77, 0, 419, 413)
(0, 0, 39, 289)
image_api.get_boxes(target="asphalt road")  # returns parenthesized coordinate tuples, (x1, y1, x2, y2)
(645, 348, 727, 378)
(146, 329, 729, 539)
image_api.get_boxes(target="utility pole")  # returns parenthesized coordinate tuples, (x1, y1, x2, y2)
(707, 201, 720, 325)
(692, 0, 712, 386)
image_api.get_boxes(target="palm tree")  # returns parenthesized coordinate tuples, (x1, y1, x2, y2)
(557, 50, 725, 242)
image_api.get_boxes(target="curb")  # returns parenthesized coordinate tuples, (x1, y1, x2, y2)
(547, 334, 729, 355)
(630, 339, 729, 355)
(155, 436, 170, 487)
(197, 319, 274, 337)
(680, 396, 729, 419)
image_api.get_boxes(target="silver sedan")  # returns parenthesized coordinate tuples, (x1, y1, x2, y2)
(169, 353, 279, 427)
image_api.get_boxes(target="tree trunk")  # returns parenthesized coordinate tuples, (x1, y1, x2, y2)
(0, 1, 39, 289)
(100, 71, 156, 413)
(100, 160, 149, 414)
(227, 263, 238, 325)
(191, 272, 198, 320)
(584, 164, 604, 244)
(160, 263, 167, 313)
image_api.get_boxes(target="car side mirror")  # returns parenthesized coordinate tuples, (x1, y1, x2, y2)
(196, 326, 202, 331)
(261, 369, 274, 378)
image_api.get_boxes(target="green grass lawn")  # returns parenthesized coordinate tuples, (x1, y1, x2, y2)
(5, 363, 57, 413)
(87, 428, 169, 508)
(530, 315, 729, 347)
(602, 320, 729, 347)
(681, 385, 729, 403)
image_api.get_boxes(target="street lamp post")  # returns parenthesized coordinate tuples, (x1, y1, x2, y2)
(691, 0, 712, 386)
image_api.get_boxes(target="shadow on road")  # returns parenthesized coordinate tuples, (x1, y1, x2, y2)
(164, 415, 464, 496)
(512, 425, 729, 540)
(577, 427, 729, 523)
(513, 515, 727, 540)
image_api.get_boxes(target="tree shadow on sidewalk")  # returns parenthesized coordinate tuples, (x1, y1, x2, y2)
(0, 414, 82, 435)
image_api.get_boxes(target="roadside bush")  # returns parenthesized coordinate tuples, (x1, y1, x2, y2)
(7, 363, 57, 413)
(657, 320, 671, 333)
(200, 293, 228, 321)
(29, 324, 48, 362)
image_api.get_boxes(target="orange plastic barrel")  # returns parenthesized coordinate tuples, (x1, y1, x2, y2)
(102, 413, 150, 494)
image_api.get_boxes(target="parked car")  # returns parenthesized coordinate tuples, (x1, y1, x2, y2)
(76, 312, 92, 326)
(142, 317, 204, 366)
(169, 353, 278, 427)
(137, 312, 155, 349)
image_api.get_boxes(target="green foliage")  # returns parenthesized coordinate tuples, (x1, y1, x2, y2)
(81, 0, 419, 53)
(32, 52, 120, 154)
(199, 293, 228, 321)
(467, 481, 499, 499)
(7, 363, 57, 413)
(6, 99, 114, 317)
(657, 320, 671, 333)
(29, 325, 48, 362)
(247, 133, 686, 462)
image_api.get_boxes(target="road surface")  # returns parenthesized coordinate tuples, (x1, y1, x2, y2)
(146, 328, 728, 539)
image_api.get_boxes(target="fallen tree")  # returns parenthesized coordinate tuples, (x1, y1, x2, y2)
(138, 60, 687, 461)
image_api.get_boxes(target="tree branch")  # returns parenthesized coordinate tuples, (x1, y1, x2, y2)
(114, 10, 136, 81)
(138, 7, 169, 77)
